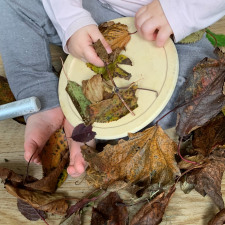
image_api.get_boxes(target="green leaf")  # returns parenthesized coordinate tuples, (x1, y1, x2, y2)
(66, 80, 91, 124)
(206, 29, 225, 47)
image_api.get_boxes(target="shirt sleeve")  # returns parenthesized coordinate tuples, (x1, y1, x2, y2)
(41, 0, 97, 53)
(159, 0, 225, 42)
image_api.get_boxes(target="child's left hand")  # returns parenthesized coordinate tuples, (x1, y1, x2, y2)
(135, 0, 173, 47)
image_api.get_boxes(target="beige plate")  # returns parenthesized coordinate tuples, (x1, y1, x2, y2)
(58, 17, 179, 140)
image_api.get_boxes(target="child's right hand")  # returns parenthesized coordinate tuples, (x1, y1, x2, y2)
(67, 24, 112, 67)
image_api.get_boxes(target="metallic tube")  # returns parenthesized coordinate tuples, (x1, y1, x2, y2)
(0, 97, 41, 120)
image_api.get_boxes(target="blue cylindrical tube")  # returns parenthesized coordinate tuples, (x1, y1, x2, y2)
(0, 97, 41, 120)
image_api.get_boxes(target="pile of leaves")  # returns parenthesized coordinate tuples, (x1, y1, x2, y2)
(0, 23, 225, 224)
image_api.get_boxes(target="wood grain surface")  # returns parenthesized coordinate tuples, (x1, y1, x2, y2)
(0, 17, 224, 225)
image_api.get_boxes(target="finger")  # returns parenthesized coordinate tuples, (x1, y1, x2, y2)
(135, 5, 147, 21)
(84, 45, 105, 67)
(24, 139, 41, 163)
(155, 26, 172, 47)
(139, 18, 159, 41)
(135, 11, 151, 31)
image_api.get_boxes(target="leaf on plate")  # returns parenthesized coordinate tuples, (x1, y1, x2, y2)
(5, 183, 68, 215)
(99, 21, 131, 51)
(66, 80, 91, 124)
(86, 54, 132, 81)
(176, 56, 225, 137)
(186, 146, 225, 210)
(130, 184, 176, 225)
(82, 125, 180, 189)
(82, 74, 104, 103)
(0, 76, 25, 124)
(179, 29, 206, 44)
(208, 208, 225, 225)
(17, 199, 47, 221)
(206, 29, 225, 47)
(91, 192, 128, 225)
(25, 151, 69, 193)
(87, 85, 138, 124)
(71, 123, 96, 143)
(92, 39, 109, 64)
(192, 113, 225, 156)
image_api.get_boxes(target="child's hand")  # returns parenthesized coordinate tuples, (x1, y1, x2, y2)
(67, 24, 112, 67)
(135, 0, 173, 47)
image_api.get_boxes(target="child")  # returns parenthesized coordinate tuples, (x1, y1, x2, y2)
(0, 0, 224, 177)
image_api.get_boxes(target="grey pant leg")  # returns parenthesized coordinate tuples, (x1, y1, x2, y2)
(150, 36, 216, 129)
(0, 0, 61, 119)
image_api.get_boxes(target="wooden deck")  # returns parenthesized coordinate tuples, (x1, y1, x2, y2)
(0, 17, 225, 224)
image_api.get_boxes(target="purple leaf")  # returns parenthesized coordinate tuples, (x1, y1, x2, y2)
(71, 123, 96, 143)
(17, 199, 47, 221)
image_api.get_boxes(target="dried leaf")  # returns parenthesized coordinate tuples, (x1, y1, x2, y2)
(6, 183, 68, 215)
(179, 29, 206, 44)
(208, 208, 225, 225)
(17, 199, 46, 221)
(130, 185, 176, 225)
(192, 113, 225, 156)
(92, 39, 109, 64)
(83, 125, 180, 189)
(99, 21, 131, 51)
(0, 76, 25, 124)
(82, 74, 104, 103)
(187, 146, 225, 210)
(66, 80, 91, 124)
(25, 151, 69, 193)
(91, 192, 128, 225)
(87, 85, 138, 124)
(176, 56, 225, 136)
(71, 123, 96, 143)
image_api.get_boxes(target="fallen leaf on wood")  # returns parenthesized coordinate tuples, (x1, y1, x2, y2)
(25, 151, 69, 193)
(66, 80, 91, 125)
(130, 184, 176, 225)
(0, 76, 25, 124)
(187, 146, 225, 210)
(91, 192, 128, 225)
(17, 199, 46, 221)
(176, 56, 225, 137)
(192, 113, 225, 156)
(87, 85, 138, 124)
(5, 183, 68, 215)
(71, 123, 96, 143)
(99, 21, 131, 51)
(208, 208, 225, 225)
(83, 125, 180, 189)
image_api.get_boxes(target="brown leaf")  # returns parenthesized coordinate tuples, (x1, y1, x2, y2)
(0, 76, 25, 124)
(92, 39, 109, 64)
(99, 21, 131, 51)
(25, 151, 69, 193)
(187, 146, 225, 210)
(41, 128, 68, 176)
(17, 199, 46, 221)
(82, 74, 104, 103)
(192, 113, 225, 156)
(5, 183, 68, 215)
(208, 208, 225, 225)
(83, 125, 180, 189)
(130, 184, 176, 225)
(91, 192, 128, 225)
(87, 85, 138, 124)
(176, 57, 225, 136)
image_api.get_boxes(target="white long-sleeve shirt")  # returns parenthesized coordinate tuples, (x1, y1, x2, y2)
(42, 0, 225, 53)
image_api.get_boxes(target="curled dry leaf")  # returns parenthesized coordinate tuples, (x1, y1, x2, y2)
(130, 184, 176, 225)
(176, 55, 225, 137)
(5, 183, 68, 215)
(91, 192, 128, 225)
(192, 113, 225, 156)
(208, 208, 225, 225)
(17, 199, 47, 221)
(187, 146, 225, 210)
(99, 21, 131, 51)
(82, 125, 180, 189)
